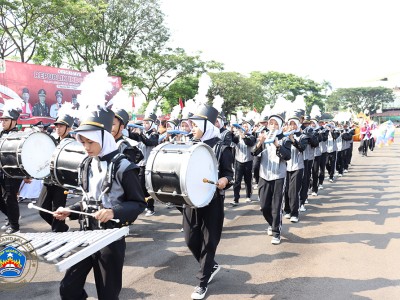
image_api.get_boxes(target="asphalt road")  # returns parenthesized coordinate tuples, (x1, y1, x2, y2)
(1, 139, 399, 299)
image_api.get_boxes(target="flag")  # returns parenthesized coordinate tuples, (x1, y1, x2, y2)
(179, 98, 184, 109)
(131, 94, 135, 108)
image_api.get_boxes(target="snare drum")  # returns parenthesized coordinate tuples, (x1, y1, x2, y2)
(145, 142, 218, 208)
(0, 131, 56, 179)
(50, 139, 87, 188)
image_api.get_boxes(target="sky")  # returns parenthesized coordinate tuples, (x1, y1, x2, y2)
(160, 0, 400, 89)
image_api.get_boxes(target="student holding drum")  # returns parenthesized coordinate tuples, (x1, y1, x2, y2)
(184, 104, 234, 300)
(37, 108, 75, 232)
(0, 103, 24, 234)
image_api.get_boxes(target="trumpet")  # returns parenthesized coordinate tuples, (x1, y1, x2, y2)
(263, 129, 277, 144)
(127, 124, 145, 130)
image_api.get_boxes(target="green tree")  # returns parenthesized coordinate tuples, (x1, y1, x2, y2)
(0, 0, 75, 62)
(208, 72, 264, 117)
(44, 0, 169, 74)
(129, 48, 222, 108)
(327, 87, 395, 115)
(255, 71, 328, 114)
(160, 75, 199, 113)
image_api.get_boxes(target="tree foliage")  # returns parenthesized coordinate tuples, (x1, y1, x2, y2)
(327, 87, 395, 114)
(129, 48, 222, 107)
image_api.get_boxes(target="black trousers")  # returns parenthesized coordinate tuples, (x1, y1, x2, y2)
(233, 160, 253, 201)
(0, 176, 22, 230)
(342, 148, 350, 171)
(252, 156, 261, 185)
(336, 150, 344, 175)
(284, 169, 303, 217)
(183, 193, 224, 288)
(60, 237, 126, 300)
(300, 160, 313, 204)
(311, 155, 321, 193)
(139, 166, 154, 210)
(326, 151, 337, 179)
(348, 142, 353, 164)
(361, 139, 369, 156)
(318, 152, 327, 185)
(258, 177, 284, 238)
(37, 184, 69, 232)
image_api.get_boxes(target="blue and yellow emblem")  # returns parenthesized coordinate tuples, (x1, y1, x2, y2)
(0, 246, 27, 278)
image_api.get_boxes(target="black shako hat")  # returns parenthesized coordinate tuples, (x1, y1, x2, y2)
(189, 104, 218, 125)
(242, 118, 255, 127)
(54, 114, 74, 128)
(74, 108, 114, 133)
(143, 112, 158, 123)
(1, 108, 20, 120)
(114, 108, 130, 126)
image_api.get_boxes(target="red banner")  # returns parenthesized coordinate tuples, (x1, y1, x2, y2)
(0, 60, 121, 123)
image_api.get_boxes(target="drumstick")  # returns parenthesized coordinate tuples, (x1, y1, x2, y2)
(58, 207, 120, 224)
(203, 178, 219, 186)
(28, 203, 55, 215)
(28, 203, 120, 223)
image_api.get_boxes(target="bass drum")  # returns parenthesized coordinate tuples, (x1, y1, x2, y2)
(0, 131, 56, 179)
(50, 138, 87, 189)
(145, 142, 218, 208)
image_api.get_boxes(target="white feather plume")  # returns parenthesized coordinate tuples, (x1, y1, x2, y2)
(261, 104, 271, 119)
(76, 64, 115, 121)
(181, 99, 196, 119)
(310, 105, 321, 119)
(2, 98, 23, 114)
(193, 73, 212, 106)
(245, 110, 259, 123)
(270, 96, 289, 116)
(236, 110, 244, 123)
(108, 88, 132, 111)
(57, 102, 77, 119)
(145, 100, 157, 116)
(212, 95, 224, 112)
(170, 104, 181, 120)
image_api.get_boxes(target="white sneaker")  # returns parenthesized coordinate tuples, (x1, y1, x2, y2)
(307, 189, 312, 195)
(266, 226, 273, 236)
(311, 192, 317, 196)
(145, 210, 155, 217)
(191, 286, 207, 300)
(344, 169, 348, 173)
(290, 216, 299, 223)
(305, 199, 309, 204)
(338, 174, 343, 177)
(319, 185, 324, 190)
(1, 221, 10, 230)
(284, 213, 291, 219)
(299, 205, 307, 212)
(253, 184, 258, 190)
(271, 236, 281, 245)
(166, 202, 173, 208)
(329, 178, 334, 183)
(245, 198, 252, 203)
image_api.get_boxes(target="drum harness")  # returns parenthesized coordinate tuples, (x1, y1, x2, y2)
(77, 153, 126, 230)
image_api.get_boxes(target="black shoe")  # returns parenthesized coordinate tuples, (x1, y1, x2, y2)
(208, 264, 221, 284)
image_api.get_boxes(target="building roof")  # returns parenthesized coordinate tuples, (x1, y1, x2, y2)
(371, 110, 400, 117)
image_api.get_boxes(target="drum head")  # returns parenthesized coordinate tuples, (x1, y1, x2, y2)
(21, 132, 56, 178)
(182, 144, 218, 207)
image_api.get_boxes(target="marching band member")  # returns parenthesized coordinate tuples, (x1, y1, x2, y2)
(215, 111, 232, 146)
(326, 123, 340, 182)
(231, 119, 256, 206)
(37, 106, 74, 232)
(299, 119, 318, 211)
(335, 123, 345, 177)
(185, 104, 234, 300)
(0, 103, 23, 234)
(317, 120, 329, 190)
(342, 122, 355, 171)
(359, 121, 371, 157)
(54, 107, 145, 300)
(310, 119, 323, 195)
(252, 115, 291, 245)
(252, 116, 269, 191)
(284, 117, 308, 223)
(112, 108, 144, 164)
(129, 112, 159, 217)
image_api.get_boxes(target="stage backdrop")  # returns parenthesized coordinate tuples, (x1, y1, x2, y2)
(0, 59, 121, 124)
